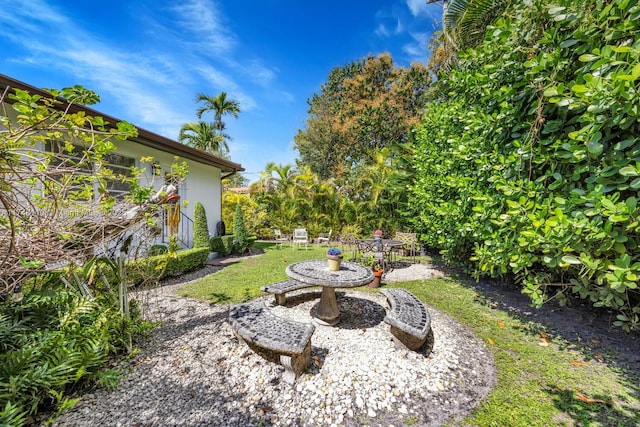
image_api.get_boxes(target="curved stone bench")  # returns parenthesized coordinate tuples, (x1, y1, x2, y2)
(261, 279, 316, 305)
(380, 288, 431, 351)
(228, 302, 315, 384)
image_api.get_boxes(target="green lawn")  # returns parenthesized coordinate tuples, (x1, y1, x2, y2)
(177, 242, 640, 427)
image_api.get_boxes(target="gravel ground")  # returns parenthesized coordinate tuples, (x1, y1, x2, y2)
(48, 255, 640, 427)
(50, 262, 496, 427)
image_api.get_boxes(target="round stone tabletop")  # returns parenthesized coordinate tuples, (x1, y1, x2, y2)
(286, 260, 374, 288)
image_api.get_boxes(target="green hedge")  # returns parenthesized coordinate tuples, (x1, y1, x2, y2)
(411, 0, 640, 330)
(209, 236, 225, 254)
(127, 247, 209, 284)
(221, 236, 234, 256)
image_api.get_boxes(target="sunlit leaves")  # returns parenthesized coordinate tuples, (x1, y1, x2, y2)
(412, 0, 640, 330)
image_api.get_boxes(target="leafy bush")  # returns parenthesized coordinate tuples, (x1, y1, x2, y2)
(221, 236, 234, 256)
(125, 247, 210, 284)
(411, 0, 640, 330)
(0, 289, 143, 425)
(192, 202, 210, 248)
(209, 236, 225, 254)
(232, 204, 251, 254)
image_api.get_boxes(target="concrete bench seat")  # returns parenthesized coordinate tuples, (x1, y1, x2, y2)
(380, 288, 431, 350)
(261, 279, 316, 305)
(228, 302, 315, 384)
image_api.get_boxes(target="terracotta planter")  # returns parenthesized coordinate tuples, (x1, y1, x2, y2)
(327, 255, 342, 271)
(368, 268, 383, 288)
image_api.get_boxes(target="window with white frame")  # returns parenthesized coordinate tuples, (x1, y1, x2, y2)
(45, 141, 136, 201)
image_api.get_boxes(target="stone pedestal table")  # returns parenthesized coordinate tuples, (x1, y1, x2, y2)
(285, 260, 374, 326)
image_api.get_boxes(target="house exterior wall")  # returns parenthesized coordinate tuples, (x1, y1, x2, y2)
(1, 73, 243, 249)
(112, 141, 223, 243)
(2, 103, 224, 247)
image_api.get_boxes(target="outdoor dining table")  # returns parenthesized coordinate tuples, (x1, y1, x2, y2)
(285, 260, 374, 326)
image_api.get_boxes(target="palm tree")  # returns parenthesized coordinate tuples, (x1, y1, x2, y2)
(178, 121, 228, 154)
(444, 0, 510, 49)
(195, 92, 240, 133)
(427, 0, 510, 72)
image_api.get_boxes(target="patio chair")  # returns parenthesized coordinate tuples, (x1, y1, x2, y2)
(357, 240, 394, 272)
(292, 228, 309, 250)
(316, 229, 332, 246)
(339, 233, 358, 261)
(273, 229, 290, 248)
(394, 232, 418, 263)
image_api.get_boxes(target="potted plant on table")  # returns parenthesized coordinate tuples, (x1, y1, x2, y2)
(326, 247, 343, 271)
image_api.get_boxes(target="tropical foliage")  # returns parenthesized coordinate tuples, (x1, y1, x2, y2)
(0, 84, 178, 424)
(178, 121, 228, 155)
(178, 92, 240, 156)
(195, 91, 240, 133)
(411, 0, 640, 330)
(0, 287, 149, 425)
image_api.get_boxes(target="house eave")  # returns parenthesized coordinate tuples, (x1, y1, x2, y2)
(0, 74, 244, 174)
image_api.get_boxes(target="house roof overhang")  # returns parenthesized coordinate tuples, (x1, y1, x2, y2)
(0, 74, 245, 175)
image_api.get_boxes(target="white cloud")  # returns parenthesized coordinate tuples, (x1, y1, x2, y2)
(171, 0, 236, 53)
(403, 32, 431, 62)
(406, 0, 431, 17)
(375, 23, 391, 37)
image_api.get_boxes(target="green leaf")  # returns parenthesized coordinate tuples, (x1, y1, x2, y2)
(633, 63, 640, 80)
(543, 87, 559, 97)
(614, 139, 635, 150)
(626, 197, 638, 210)
(579, 54, 600, 62)
(561, 255, 581, 265)
(587, 140, 604, 155)
(619, 166, 639, 176)
(559, 39, 579, 48)
(611, 46, 632, 53)
(571, 84, 589, 93)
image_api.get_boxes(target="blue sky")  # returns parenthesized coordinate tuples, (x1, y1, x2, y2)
(0, 0, 442, 179)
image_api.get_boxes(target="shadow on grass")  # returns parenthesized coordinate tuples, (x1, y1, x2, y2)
(441, 268, 640, 426)
(546, 386, 640, 427)
(209, 292, 232, 304)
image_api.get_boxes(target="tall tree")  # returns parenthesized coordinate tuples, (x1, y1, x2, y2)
(427, 0, 510, 73)
(195, 92, 240, 133)
(178, 121, 228, 155)
(294, 53, 430, 180)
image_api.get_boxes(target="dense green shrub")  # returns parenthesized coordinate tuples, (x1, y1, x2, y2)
(192, 202, 210, 248)
(411, 0, 640, 329)
(221, 235, 234, 256)
(0, 289, 144, 425)
(209, 236, 225, 254)
(232, 204, 251, 254)
(126, 247, 210, 284)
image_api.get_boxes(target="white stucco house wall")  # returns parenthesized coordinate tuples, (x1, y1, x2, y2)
(0, 74, 244, 248)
